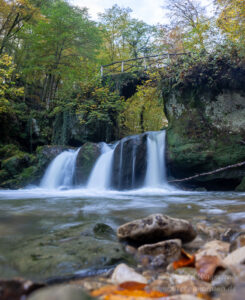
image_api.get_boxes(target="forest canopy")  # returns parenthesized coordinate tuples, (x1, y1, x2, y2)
(0, 0, 244, 149)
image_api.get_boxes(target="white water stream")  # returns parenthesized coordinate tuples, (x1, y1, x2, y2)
(40, 148, 80, 189)
(39, 131, 172, 190)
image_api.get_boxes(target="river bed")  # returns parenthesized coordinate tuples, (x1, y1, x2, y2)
(0, 187, 245, 281)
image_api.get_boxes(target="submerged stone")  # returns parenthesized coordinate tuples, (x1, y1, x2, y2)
(117, 214, 197, 245)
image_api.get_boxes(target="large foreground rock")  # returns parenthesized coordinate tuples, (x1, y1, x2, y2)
(117, 214, 196, 245)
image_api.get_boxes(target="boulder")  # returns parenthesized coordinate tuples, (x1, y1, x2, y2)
(111, 133, 147, 189)
(117, 214, 197, 245)
(75, 142, 101, 185)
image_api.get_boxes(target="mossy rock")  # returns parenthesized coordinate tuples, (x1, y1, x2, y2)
(236, 177, 245, 192)
(75, 142, 101, 185)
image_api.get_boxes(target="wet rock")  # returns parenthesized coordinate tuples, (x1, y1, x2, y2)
(148, 277, 174, 294)
(111, 133, 147, 190)
(212, 269, 234, 292)
(0, 278, 44, 300)
(230, 233, 245, 252)
(235, 176, 245, 192)
(117, 214, 197, 245)
(224, 246, 245, 266)
(221, 228, 239, 243)
(196, 222, 225, 240)
(175, 279, 212, 295)
(4, 223, 128, 279)
(195, 240, 230, 261)
(149, 254, 171, 269)
(184, 236, 205, 252)
(138, 239, 181, 267)
(75, 142, 101, 185)
(28, 284, 94, 300)
(93, 223, 114, 239)
(173, 267, 198, 278)
(111, 263, 147, 284)
(166, 296, 203, 300)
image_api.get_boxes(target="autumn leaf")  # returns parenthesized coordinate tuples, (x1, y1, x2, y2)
(195, 255, 224, 282)
(173, 249, 195, 270)
(118, 282, 147, 291)
(91, 281, 168, 299)
(91, 285, 118, 297)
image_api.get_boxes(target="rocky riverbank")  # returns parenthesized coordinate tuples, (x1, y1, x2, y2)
(1, 213, 245, 300)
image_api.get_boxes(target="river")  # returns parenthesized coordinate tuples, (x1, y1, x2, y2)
(0, 187, 244, 280)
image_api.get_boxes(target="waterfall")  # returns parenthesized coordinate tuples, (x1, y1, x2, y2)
(144, 131, 167, 188)
(87, 143, 116, 190)
(40, 148, 80, 189)
(40, 130, 170, 191)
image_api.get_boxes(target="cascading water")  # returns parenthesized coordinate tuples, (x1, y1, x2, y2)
(40, 130, 171, 191)
(87, 143, 116, 190)
(40, 148, 80, 189)
(144, 131, 168, 188)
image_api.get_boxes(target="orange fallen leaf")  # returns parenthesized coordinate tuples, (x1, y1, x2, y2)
(173, 249, 195, 270)
(91, 281, 168, 299)
(114, 289, 167, 298)
(195, 255, 224, 282)
(118, 282, 147, 291)
(91, 285, 118, 297)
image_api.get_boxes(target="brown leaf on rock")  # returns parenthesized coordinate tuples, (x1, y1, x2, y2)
(173, 249, 195, 270)
(195, 255, 224, 282)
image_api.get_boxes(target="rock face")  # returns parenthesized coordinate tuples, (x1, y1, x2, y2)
(111, 133, 147, 190)
(164, 85, 245, 190)
(117, 214, 197, 245)
(75, 142, 101, 185)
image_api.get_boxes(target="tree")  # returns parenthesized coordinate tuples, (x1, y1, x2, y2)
(20, 0, 101, 108)
(216, 0, 245, 44)
(163, 0, 211, 52)
(0, 54, 23, 114)
(0, 0, 40, 55)
(99, 5, 156, 62)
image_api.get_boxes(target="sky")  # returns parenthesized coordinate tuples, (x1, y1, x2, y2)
(71, 0, 214, 25)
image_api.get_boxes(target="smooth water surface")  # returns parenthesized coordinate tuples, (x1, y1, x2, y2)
(0, 187, 245, 280)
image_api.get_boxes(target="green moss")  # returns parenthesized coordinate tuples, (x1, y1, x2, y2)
(236, 177, 245, 192)
(75, 143, 101, 184)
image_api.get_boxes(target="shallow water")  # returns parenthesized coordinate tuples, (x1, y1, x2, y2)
(0, 187, 245, 280)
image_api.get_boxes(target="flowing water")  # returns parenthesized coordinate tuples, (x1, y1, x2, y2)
(0, 131, 244, 280)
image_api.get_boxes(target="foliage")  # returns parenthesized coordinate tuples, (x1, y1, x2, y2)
(160, 46, 245, 99)
(0, 54, 24, 114)
(98, 5, 156, 63)
(216, 0, 245, 52)
(163, 0, 211, 52)
(121, 71, 168, 136)
(0, 0, 40, 54)
(76, 80, 125, 142)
